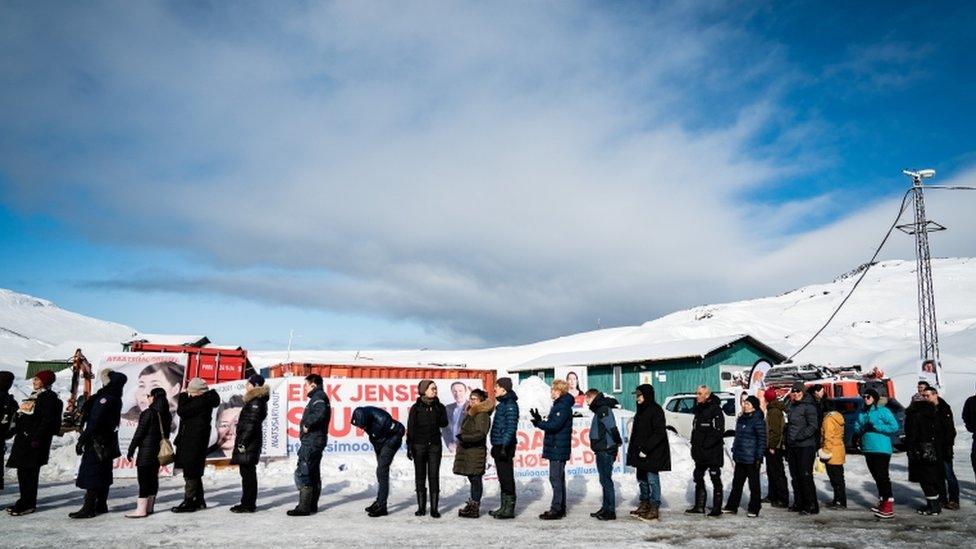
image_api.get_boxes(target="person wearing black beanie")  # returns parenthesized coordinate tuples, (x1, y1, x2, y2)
(724, 394, 766, 517)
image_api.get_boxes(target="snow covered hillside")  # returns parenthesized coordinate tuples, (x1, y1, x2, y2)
(252, 258, 976, 413)
(0, 289, 136, 377)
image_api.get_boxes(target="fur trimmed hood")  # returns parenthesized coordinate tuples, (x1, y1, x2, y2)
(243, 384, 270, 403)
(467, 398, 495, 416)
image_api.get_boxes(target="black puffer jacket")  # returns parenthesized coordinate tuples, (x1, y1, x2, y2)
(128, 393, 172, 467)
(7, 388, 63, 469)
(690, 393, 725, 467)
(174, 389, 220, 477)
(786, 393, 819, 448)
(904, 400, 946, 483)
(299, 387, 331, 451)
(626, 384, 671, 472)
(407, 397, 448, 447)
(231, 385, 270, 466)
(935, 397, 956, 458)
(76, 371, 126, 489)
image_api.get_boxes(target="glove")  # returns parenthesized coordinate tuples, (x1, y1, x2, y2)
(75, 441, 84, 456)
(530, 408, 542, 423)
(126, 451, 135, 461)
(406, 445, 414, 461)
(863, 421, 875, 433)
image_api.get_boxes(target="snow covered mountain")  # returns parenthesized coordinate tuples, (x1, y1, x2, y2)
(252, 258, 976, 412)
(0, 289, 136, 377)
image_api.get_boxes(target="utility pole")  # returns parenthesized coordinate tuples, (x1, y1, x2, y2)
(897, 169, 945, 389)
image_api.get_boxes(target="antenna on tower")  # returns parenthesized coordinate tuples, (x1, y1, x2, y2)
(896, 168, 945, 390)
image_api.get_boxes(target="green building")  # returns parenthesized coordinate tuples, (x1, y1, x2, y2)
(509, 334, 786, 411)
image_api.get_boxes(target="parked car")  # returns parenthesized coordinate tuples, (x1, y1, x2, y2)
(831, 396, 906, 452)
(663, 392, 737, 439)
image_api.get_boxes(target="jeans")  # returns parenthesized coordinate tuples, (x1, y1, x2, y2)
(595, 451, 616, 513)
(239, 463, 257, 507)
(787, 446, 817, 511)
(468, 474, 484, 502)
(295, 443, 323, 489)
(637, 468, 661, 507)
(493, 443, 516, 496)
(137, 465, 160, 498)
(412, 443, 442, 494)
(548, 459, 567, 512)
(864, 452, 892, 500)
(16, 467, 40, 509)
(765, 449, 788, 504)
(825, 464, 846, 505)
(375, 437, 400, 506)
(939, 459, 959, 503)
(726, 462, 761, 513)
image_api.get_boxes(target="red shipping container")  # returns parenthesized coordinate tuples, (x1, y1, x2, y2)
(128, 342, 252, 386)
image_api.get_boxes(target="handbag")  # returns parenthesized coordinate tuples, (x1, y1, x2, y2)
(157, 412, 175, 466)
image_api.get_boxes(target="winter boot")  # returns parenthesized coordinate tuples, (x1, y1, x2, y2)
(230, 503, 256, 513)
(368, 504, 388, 517)
(630, 501, 651, 517)
(310, 482, 321, 514)
(69, 490, 99, 519)
(146, 495, 156, 515)
(869, 499, 883, 514)
(685, 486, 707, 514)
(492, 494, 516, 519)
(917, 497, 941, 516)
(414, 490, 427, 516)
(429, 491, 441, 518)
(286, 486, 315, 516)
(596, 509, 616, 520)
(125, 498, 150, 519)
(707, 486, 723, 517)
(539, 509, 565, 520)
(193, 480, 207, 510)
(874, 498, 894, 519)
(458, 500, 474, 518)
(638, 504, 660, 522)
(96, 487, 110, 514)
(365, 501, 380, 514)
(460, 501, 480, 518)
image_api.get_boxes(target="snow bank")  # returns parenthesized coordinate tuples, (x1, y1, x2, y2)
(515, 376, 553, 418)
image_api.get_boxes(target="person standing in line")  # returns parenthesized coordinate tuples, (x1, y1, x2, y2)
(5, 370, 63, 516)
(762, 388, 789, 508)
(0, 371, 19, 493)
(488, 377, 519, 520)
(530, 379, 574, 520)
(685, 385, 725, 518)
(171, 378, 220, 513)
(351, 405, 405, 517)
(723, 395, 765, 517)
(963, 384, 976, 503)
(125, 387, 171, 518)
(820, 400, 847, 510)
(407, 379, 448, 518)
(288, 374, 331, 516)
(230, 375, 270, 513)
(626, 384, 670, 522)
(854, 388, 900, 519)
(454, 388, 495, 518)
(905, 387, 947, 516)
(585, 389, 622, 520)
(70, 369, 127, 519)
(930, 388, 959, 510)
(786, 381, 820, 515)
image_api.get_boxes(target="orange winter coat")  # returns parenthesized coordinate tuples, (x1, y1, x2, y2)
(821, 411, 846, 465)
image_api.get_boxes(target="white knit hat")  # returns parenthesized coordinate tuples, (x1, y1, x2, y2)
(187, 377, 208, 394)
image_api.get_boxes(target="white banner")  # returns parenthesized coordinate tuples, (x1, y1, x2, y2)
(207, 378, 288, 460)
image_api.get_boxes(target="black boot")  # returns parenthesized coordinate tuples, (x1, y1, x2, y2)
(69, 490, 99, 519)
(194, 479, 207, 510)
(414, 490, 427, 516)
(707, 485, 723, 517)
(310, 482, 321, 514)
(365, 501, 380, 513)
(492, 494, 516, 520)
(171, 481, 197, 513)
(287, 486, 315, 516)
(96, 487, 110, 514)
(430, 491, 441, 518)
(685, 486, 707, 514)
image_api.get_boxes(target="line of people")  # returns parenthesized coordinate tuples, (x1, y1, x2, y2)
(2, 370, 974, 521)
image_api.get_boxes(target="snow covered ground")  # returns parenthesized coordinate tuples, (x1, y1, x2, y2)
(2, 432, 974, 547)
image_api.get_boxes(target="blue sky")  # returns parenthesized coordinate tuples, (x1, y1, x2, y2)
(1, 1, 975, 350)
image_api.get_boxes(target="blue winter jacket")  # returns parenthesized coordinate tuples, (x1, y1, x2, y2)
(351, 406, 405, 447)
(490, 390, 519, 447)
(535, 393, 575, 461)
(588, 394, 622, 454)
(731, 411, 766, 465)
(854, 403, 900, 455)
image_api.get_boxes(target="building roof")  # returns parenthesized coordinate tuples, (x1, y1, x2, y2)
(124, 333, 210, 347)
(28, 340, 124, 364)
(508, 334, 786, 372)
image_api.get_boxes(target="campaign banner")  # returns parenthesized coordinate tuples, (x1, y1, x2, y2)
(96, 352, 188, 478)
(207, 378, 289, 461)
(282, 377, 484, 455)
(554, 366, 588, 408)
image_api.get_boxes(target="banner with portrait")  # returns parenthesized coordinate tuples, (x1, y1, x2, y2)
(207, 378, 289, 461)
(554, 366, 588, 408)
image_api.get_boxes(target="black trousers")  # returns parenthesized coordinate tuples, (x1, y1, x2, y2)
(16, 467, 40, 508)
(239, 463, 257, 507)
(492, 443, 516, 496)
(726, 462, 761, 513)
(765, 449, 788, 504)
(787, 446, 817, 511)
(825, 463, 845, 504)
(692, 463, 723, 508)
(412, 443, 442, 494)
(865, 452, 892, 500)
(137, 465, 159, 498)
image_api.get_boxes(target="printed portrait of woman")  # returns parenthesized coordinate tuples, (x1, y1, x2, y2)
(209, 395, 244, 458)
(566, 370, 585, 407)
(122, 361, 184, 424)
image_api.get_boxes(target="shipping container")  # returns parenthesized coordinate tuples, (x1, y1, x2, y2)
(128, 342, 253, 386)
(267, 362, 497, 392)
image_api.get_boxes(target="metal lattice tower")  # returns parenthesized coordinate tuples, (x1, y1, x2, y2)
(897, 170, 945, 366)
